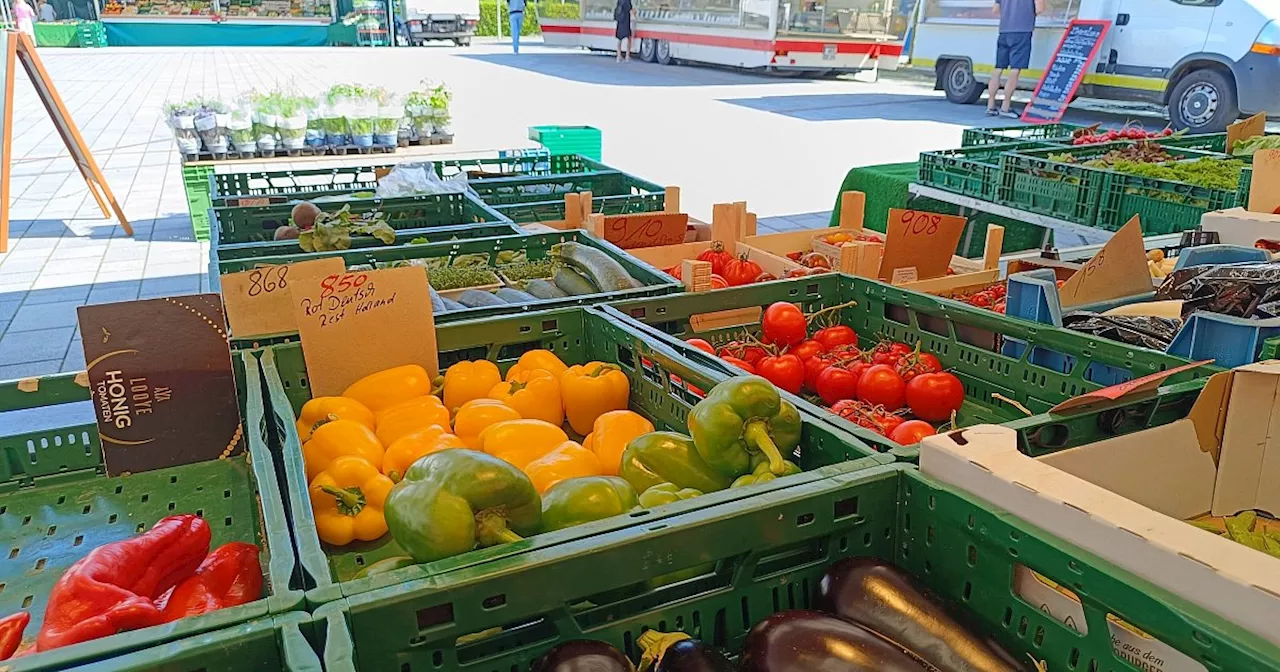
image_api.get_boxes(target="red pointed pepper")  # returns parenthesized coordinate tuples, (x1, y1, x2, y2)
(0, 612, 30, 660)
(161, 542, 262, 622)
(37, 515, 210, 651)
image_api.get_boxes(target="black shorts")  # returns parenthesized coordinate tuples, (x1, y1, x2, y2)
(996, 31, 1032, 70)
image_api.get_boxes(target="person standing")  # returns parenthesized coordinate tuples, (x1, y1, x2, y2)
(614, 0, 634, 61)
(12, 0, 37, 39)
(38, 0, 56, 22)
(986, 0, 1045, 117)
(507, 0, 525, 54)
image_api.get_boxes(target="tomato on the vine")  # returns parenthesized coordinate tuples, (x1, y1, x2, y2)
(814, 325, 857, 350)
(756, 353, 805, 394)
(722, 254, 764, 287)
(815, 366, 859, 405)
(696, 242, 733, 275)
(803, 354, 836, 393)
(830, 399, 903, 437)
(856, 364, 906, 410)
(721, 356, 757, 375)
(897, 352, 942, 381)
(789, 339, 826, 362)
(686, 338, 715, 355)
(719, 342, 767, 366)
(890, 419, 936, 444)
(905, 372, 964, 422)
(761, 302, 807, 348)
(709, 274, 729, 289)
(870, 342, 912, 367)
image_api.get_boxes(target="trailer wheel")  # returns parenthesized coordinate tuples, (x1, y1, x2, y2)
(656, 40, 674, 66)
(1168, 68, 1239, 132)
(454, 37, 471, 46)
(639, 38, 657, 62)
(942, 60, 983, 105)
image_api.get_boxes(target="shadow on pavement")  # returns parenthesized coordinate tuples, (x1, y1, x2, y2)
(462, 52, 793, 87)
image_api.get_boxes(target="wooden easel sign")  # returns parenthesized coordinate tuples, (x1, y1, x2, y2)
(1, 30, 131, 252)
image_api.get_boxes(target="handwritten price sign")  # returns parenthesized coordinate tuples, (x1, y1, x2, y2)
(599, 213, 688, 249)
(1058, 217, 1150, 308)
(221, 257, 344, 339)
(290, 266, 439, 396)
(878, 208, 967, 281)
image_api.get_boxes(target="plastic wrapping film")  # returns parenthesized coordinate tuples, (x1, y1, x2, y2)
(1061, 312, 1182, 350)
(1155, 262, 1280, 320)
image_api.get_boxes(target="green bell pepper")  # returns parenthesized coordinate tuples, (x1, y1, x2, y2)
(688, 375, 803, 480)
(637, 482, 704, 508)
(620, 431, 736, 495)
(385, 449, 542, 563)
(541, 476, 639, 532)
(730, 457, 801, 488)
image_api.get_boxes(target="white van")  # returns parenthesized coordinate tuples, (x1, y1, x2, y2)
(402, 0, 480, 45)
(911, 0, 1280, 130)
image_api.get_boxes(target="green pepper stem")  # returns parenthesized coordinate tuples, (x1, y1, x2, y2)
(475, 511, 525, 547)
(743, 420, 787, 475)
(320, 485, 367, 517)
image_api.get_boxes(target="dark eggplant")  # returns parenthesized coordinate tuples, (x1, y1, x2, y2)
(739, 610, 928, 672)
(636, 631, 734, 672)
(533, 640, 637, 672)
(817, 558, 1021, 672)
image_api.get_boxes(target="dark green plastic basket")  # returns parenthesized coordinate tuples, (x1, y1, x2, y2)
(475, 171, 666, 224)
(1097, 168, 1242, 234)
(917, 140, 1060, 200)
(256, 306, 891, 608)
(961, 122, 1085, 147)
(305, 463, 1280, 672)
(0, 353, 301, 670)
(604, 274, 1210, 458)
(71, 613, 322, 672)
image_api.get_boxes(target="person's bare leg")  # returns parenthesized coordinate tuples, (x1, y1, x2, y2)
(616, 39, 623, 60)
(1001, 69, 1020, 112)
(625, 37, 633, 59)
(986, 69, 1002, 112)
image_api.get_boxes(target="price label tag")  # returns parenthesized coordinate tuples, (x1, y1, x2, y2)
(290, 266, 439, 397)
(890, 266, 919, 284)
(232, 197, 273, 207)
(600, 212, 689, 249)
(221, 257, 344, 339)
(689, 307, 763, 333)
(878, 208, 967, 281)
(1058, 216, 1151, 308)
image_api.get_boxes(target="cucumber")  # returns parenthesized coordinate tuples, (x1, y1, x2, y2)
(553, 241, 642, 291)
(494, 287, 539, 304)
(429, 287, 447, 313)
(523, 279, 568, 300)
(441, 297, 466, 311)
(554, 267, 599, 296)
(455, 289, 507, 308)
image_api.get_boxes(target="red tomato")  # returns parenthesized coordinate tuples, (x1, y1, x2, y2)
(968, 292, 991, 307)
(896, 352, 942, 382)
(696, 243, 732, 275)
(721, 356, 756, 375)
(756, 353, 805, 394)
(804, 354, 836, 392)
(816, 366, 859, 405)
(905, 372, 965, 422)
(686, 338, 715, 355)
(722, 255, 764, 287)
(889, 420, 936, 444)
(789, 339, 826, 362)
(761, 302, 807, 348)
(917, 353, 942, 373)
(814, 325, 858, 350)
(709, 274, 729, 289)
(856, 364, 906, 410)
(889, 343, 912, 357)
(847, 361, 872, 387)
(830, 399, 903, 437)
(719, 342, 768, 366)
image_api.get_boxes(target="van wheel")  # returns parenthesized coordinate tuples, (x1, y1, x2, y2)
(656, 40, 674, 66)
(942, 60, 983, 104)
(1169, 68, 1239, 132)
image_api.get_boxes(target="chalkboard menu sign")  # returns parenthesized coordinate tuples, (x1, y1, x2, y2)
(1021, 20, 1111, 124)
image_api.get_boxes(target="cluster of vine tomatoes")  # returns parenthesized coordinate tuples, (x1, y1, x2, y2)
(662, 242, 779, 288)
(950, 282, 1008, 313)
(684, 302, 966, 444)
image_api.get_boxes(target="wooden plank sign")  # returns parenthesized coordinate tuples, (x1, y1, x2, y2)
(290, 266, 440, 397)
(1248, 148, 1280, 215)
(596, 212, 689, 249)
(878, 208, 968, 281)
(1058, 216, 1152, 308)
(221, 257, 345, 339)
(1021, 20, 1111, 124)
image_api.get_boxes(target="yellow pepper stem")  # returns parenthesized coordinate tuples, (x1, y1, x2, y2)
(321, 485, 367, 517)
(743, 420, 787, 475)
(636, 631, 692, 672)
(475, 510, 525, 547)
(588, 364, 621, 377)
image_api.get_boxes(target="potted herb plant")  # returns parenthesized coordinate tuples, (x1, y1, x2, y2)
(164, 100, 200, 154)
(428, 83, 452, 137)
(278, 94, 308, 150)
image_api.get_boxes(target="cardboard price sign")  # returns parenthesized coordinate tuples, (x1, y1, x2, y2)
(1226, 112, 1267, 154)
(599, 212, 688, 249)
(1058, 216, 1152, 308)
(77, 294, 245, 475)
(291, 266, 439, 397)
(878, 208, 967, 281)
(1248, 148, 1280, 215)
(221, 257, 345, 338)
(1049, 360, 1213, 414)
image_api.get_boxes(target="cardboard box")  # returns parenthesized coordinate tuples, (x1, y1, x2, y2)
(1200, 207, 1280, 249)
(919, 362, 1280, 646)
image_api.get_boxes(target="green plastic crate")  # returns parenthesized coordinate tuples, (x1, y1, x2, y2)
(0, 353, 302, 669)
(1156, 131, 1228, 153)
(216, 230, 681, 325)
(1240, 165, 1254, 207)
(210, 191, 510, 246)
(212, 221, 521, 268)
(917, 141, 1059, 200)
(256, 306, 890, 607)
(529, 125, 603, 160)
(473, 171, 666, 224)
(304, 463, 1280, 672)
(604, 274, 1210, 458)
(1097, 167, 1242, 234)
(183, 164, 215, 242)
(961, 122, 1086, 147)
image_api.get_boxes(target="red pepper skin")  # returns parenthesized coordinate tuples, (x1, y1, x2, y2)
(38, 515, 211, 651)
(0, 612, 30, 660)
(161, 542, 262, 622)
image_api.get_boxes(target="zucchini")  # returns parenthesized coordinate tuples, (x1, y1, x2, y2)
(495, 287, 539, 304)
(554, 267, 599, 296)
(441, 297, 466, 311)
(429, 287, 447, 313)
(455, 289, 507, 308)
(523, 279, 568, 300)
(553, 241, 642, 291)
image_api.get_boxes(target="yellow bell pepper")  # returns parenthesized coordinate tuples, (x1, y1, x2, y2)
(590, 410, 655, 476)
(524, 441, 603, 493)
(505, 349, 568, 381)
(309, 456, 394, 546)
(343, 365, 433, 413)
(295, 396, 375, 443)
(453, 399, 522, 449)
(487, 369, 563, 426)
(303, 419, 384, 481)
(560, 362, 630, 434)
(478, 419, 568, 470)
(583, 433, 594, 451)
(374, 395, 450, 446)
(443, 360, 502, 411)
(383, 425, 466, 482)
